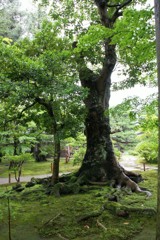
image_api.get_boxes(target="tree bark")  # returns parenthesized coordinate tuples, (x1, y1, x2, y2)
(76, 0, 146, 193)
(13, 136, 19, 156)
(51, 132, 61, 184)
(154, 0, 160, 239)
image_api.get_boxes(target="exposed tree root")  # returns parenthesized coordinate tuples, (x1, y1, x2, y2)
(76, 167, 151, 198)
(122, 167, 143, 183)
(123, 206, 156, 215)
(24, 161, 151, 198)
(117, 172, 152, 197)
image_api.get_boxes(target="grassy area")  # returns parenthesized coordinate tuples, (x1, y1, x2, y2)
(0, 158, 79, 178)
(0, 170, 157, 240)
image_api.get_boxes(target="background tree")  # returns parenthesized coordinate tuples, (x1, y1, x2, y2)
(0, 0, 24, 41)
(134, 97, 158, 164)
(0, 21, 85, 183)
(110, 100, 139, 154)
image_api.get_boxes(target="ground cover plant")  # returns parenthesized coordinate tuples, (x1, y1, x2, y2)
(0, 170, 157, 240)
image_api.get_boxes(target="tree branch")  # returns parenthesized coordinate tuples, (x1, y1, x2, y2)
(18, 102, 37, 118)
(110, 129, 122, 134)
(118, 0, 132, 10)
(94, 0, 110, 27)
(35, 97, 54, 117)
(35, 97, 57, 132)
(111, 0, 133, 23)
(2, 101, 37, 126)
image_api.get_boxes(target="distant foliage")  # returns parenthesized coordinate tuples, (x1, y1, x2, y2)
(2, 153, 34, 163)
(134, 97, 158, 163)
(0, 0, 24, 41)
(135, 140, 158, 163)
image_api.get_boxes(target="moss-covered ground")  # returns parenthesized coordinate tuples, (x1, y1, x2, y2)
(0, 170, 157, 240)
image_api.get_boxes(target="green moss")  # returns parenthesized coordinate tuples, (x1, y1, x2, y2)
(0, 170, 157, 240)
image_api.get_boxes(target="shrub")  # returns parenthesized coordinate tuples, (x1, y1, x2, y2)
(135, 141, 158, 163)
(72, 147, 86, 165)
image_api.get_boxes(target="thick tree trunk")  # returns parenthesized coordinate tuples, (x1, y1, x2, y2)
(76, 0, 148, 194)
(77, 43, 121, 183)
(78, 106, 116, 181)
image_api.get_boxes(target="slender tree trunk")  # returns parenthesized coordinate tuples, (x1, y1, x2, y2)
(13, 136, 19, 156)
(52, 132, 61, 184)
(154, 0, 160, 239)
(35, 97, 61, 184)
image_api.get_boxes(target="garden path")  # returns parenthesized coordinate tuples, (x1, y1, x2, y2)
(0, 153, 157, 185)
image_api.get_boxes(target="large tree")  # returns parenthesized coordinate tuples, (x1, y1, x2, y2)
(71, 1, 154, 193)
(40, 0, 155, 192)
(1, 0, 156, 192)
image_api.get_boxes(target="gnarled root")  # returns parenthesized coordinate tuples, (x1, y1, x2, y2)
(87, 169, 152, 197)
(119, 164, 143, 183)
(117, 172, 152, 197)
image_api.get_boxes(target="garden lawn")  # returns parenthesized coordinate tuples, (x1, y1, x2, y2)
(0, 158, 79, 178)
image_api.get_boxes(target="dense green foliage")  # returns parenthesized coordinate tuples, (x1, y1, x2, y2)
(135, 97, 158, 163)
(0, 0, 157, 176)
(0, 20, 86, 164)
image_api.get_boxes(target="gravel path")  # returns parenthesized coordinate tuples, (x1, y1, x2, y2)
(0, 174, 52, 185)
(119, 153, 157, 171)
